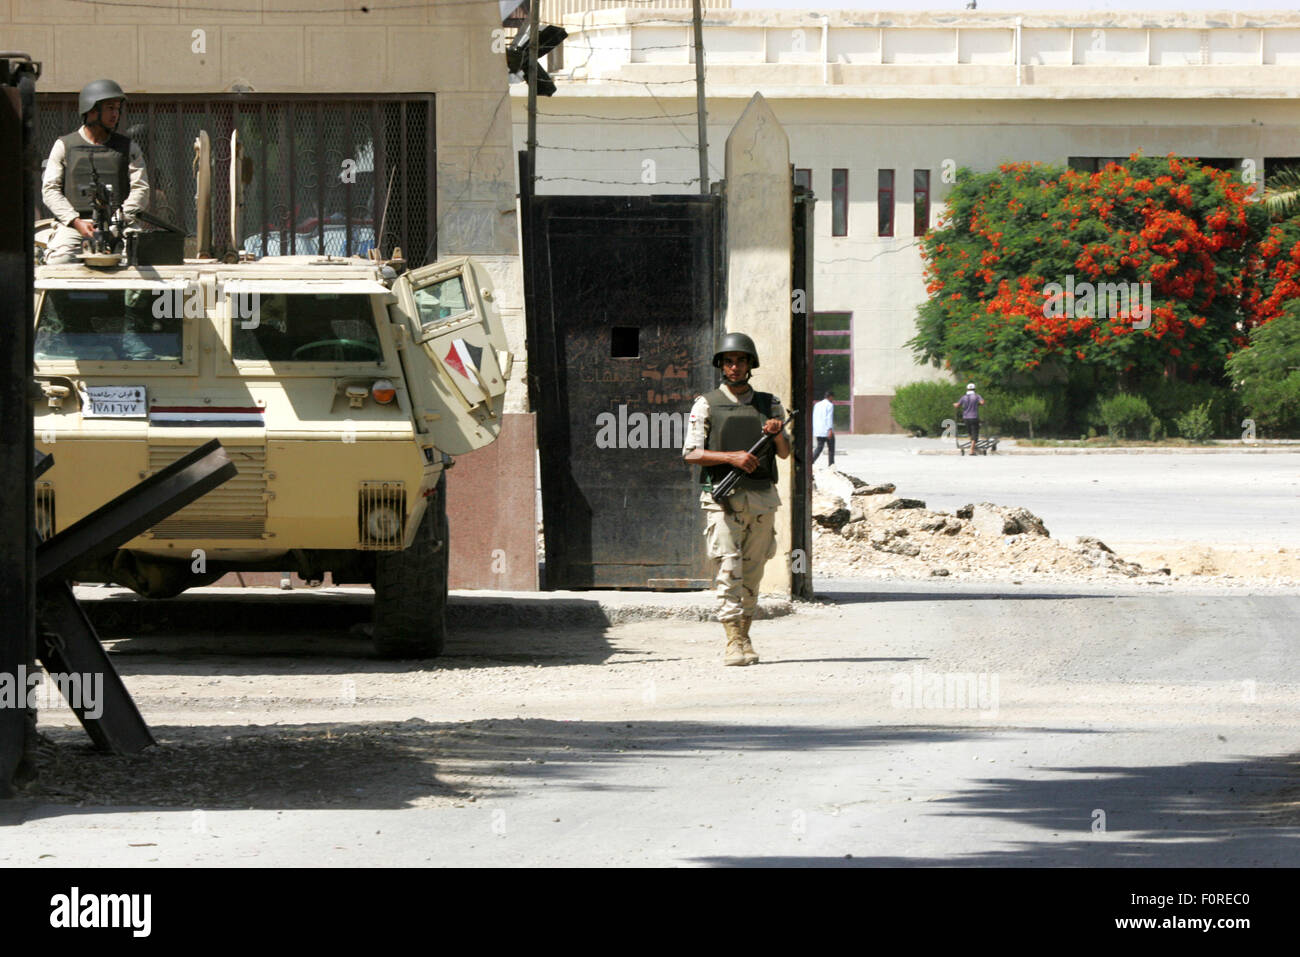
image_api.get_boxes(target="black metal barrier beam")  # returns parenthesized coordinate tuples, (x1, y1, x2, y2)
(37, 439, 236, 584)
(33, 440, 236, 754)
(36, 581, 156, 754)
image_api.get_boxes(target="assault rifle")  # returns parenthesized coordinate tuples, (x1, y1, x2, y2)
(78, 161, 124, 256)
(710, 408, 798, 509)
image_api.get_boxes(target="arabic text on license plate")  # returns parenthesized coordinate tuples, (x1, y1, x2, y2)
(86, 385, 146, 418)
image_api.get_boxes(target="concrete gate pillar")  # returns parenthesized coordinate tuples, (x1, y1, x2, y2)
(723, 93, 794, 597)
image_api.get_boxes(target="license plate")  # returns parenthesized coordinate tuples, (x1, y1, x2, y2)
(84, 385, 147, 418)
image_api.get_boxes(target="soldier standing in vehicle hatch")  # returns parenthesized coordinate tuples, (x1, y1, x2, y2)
(682, 332, 791, 667)
(41, 79, 149, 265)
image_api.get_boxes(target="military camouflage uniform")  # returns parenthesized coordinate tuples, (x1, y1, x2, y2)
(682, 388, 789, 622)
(41, 130, 149, 264)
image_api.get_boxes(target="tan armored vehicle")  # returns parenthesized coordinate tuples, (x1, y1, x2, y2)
(32, 253, 511, 657)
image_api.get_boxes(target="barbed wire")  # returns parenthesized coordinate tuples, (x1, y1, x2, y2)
(537, 142, 696, 152)
(536, 175, 699, 186)
(641, 81, 720, 180)
(536, 109, 698, 120)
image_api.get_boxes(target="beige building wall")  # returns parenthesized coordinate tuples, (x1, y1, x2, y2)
(2, 0, 528, 412)
(512, 8, 1300, 431)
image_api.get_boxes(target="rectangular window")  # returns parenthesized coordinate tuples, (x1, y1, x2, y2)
(36, 287, 183, 362)
(1264, 157, 1300, 196)
(813, 312, 852, 432)
(832, 168, 848, 237)
(1067, 156, 1128, 173)
(232, 293, 382, 362)
(794, 168, 812, 191)
(878, 169, 894, 237)
(913, 169, 930, 237)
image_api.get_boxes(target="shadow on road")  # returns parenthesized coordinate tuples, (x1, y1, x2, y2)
(691, 752, 1300, 866)
(7, 719, 1030, 818)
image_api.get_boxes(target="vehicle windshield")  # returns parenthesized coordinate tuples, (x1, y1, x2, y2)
(35, 288, 183, 361)
(412, 275, 469, 331)
(231, 292, 383, 362)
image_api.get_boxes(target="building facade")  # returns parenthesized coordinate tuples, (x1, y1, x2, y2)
(513, 9, 1300, 432)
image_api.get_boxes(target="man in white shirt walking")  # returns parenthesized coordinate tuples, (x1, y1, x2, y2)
(812, 390, 836, 466)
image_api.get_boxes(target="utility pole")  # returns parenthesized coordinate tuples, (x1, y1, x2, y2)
(526, 0, 541, 191)
(692, 0, 708, 194)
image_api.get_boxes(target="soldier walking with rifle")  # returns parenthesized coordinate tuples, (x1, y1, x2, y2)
(682, 332, 793, 666)
(41, 79, 149, 264)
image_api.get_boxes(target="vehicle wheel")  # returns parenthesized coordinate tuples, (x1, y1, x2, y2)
(371, 476, 449, 658)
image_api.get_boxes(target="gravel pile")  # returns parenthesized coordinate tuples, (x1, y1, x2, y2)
(812, 469, 1161, 582)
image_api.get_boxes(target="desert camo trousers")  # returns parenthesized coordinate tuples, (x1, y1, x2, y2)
(703, 499, 778, 622)
(43, 225, 85, 264)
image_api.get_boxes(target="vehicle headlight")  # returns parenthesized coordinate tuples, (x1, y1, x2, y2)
(366, 505, 402, 543)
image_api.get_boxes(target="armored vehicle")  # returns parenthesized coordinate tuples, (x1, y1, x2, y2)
(32, 253, 511, 657)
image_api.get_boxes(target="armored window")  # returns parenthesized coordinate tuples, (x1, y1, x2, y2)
(35, 287, 184, 362)
(412, 274, 472, 336)
(232, 293, 383, 362)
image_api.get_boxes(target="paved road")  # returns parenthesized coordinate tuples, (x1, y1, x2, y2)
(828, 436, 1300, 547)
(4, 581, 1298, 866)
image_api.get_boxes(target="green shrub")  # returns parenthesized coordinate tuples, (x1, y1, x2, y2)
(1143, 380, 1236, 437)
(1149, 417, 1165, 441)
(1174, 400, 1214, 442)
(1006, 395, 1050, 439)
(1098, 394, 1153, 439)
(891, 381, 962, 436)
(1226, 302, 1300, 435)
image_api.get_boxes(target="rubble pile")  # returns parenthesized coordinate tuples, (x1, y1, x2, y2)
(812, 469, 1154, 581)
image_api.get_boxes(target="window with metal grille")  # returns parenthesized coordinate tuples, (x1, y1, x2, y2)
(832, 168, 848, 237)
(878, 169, 894, 237)
(36, 94, 436, 266)
(913, 169, 930, 237)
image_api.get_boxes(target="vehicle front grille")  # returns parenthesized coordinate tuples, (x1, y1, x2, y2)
(148, 444, 267, 540)
(357, 481, 407, 551)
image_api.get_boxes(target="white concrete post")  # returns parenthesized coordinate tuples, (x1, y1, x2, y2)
(724, 92, 794, 597)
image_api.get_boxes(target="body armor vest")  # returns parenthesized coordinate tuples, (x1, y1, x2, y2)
(60, 131, 130, 220)
(699, 387, 777, 491)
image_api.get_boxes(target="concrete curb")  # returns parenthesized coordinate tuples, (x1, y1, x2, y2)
(73, 586, 798, 632)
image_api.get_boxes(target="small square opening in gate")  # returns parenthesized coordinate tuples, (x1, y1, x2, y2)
(611, 326, 639, 358)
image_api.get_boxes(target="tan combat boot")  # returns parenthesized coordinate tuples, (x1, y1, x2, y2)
(740, 616, 759, 665)
(723, 620, 748, 666)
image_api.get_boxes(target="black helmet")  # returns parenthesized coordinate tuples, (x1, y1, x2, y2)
(712, 331, 760, 369)
(79, 79, 127, 117)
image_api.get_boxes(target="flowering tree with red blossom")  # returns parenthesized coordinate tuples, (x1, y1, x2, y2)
(910, 155, 1270, 390)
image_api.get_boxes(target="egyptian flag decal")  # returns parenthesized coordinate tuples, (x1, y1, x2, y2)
(444, 339, 484, 382)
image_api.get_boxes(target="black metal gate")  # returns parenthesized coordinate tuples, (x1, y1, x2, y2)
(36, 94, 436, 265)
(2, 54, 39, 794)
(792, 178, 815, 599)
(523, 185, 722, 589)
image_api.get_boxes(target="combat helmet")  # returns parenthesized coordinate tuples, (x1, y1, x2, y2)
(712, 331, 760, 369)
(78, 79, 127, 118)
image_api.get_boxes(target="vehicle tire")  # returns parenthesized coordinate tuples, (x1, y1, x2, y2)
(371, 476, 449, 658)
